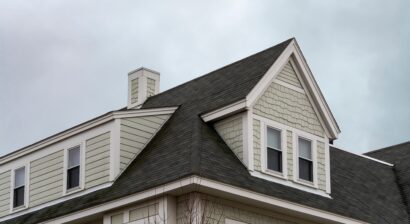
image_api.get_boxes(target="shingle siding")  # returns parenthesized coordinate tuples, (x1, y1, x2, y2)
(253, 119, 261, 171)
(253, 82, 324, 138)
(85, 132, 111, 189)
(317, 141, 326, 191)
(29, 150, 64, 207)
(276, 61, 302, 88)
(0, 171, 10, 217)
(119, 115, 170, 172)
(287, 130, 293, 179)
(214, 113, 243, 162)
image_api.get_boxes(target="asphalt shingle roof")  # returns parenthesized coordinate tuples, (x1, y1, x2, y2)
(3, 39, 408, 224)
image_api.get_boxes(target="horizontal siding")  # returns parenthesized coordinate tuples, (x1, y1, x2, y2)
(30, 150, 64, 207)
(119, 114, 170, 172)
(85, 132, 110, 189)
(0, 171, 10, 217)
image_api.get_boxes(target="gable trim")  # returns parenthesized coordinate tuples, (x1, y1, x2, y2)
(246, 39, 340, 140)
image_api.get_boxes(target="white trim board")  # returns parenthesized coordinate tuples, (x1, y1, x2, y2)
(201, 99, 246, 122)
(25, 176, 367, 224)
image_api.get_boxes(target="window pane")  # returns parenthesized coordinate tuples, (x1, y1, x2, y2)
(67, 166, 80, 189)
(14, 167, 25, 187)
(267, 148, 282, 172)
(13, 186, 24, 207)
(267, 127, 281, 150)
(68, 146, 80, 168)
(298, 138, 312, 160)
(111, 213, 123, 224)
(299, 158, 313, 181)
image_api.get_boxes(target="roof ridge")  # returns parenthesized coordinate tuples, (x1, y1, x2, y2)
(144, 38, 293, 104)
(364, 141, 410, 156)
(330, 146, 394, 166)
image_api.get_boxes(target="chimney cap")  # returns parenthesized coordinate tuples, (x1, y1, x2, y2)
(128, 67, 160, 75)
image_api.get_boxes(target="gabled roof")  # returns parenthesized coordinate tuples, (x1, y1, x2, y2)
(3, 39, 408, 224)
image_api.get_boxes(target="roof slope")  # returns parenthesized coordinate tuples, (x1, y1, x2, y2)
(365, 141, 410, 221)
(4, 39, 408, 224)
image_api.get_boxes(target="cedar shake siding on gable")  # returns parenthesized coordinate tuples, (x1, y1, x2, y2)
(286, 130, 293, 179)
(29, 150, 64, 207)
(0, 171, 10, 217)
(253, 82, 324, 138)
(85, 132, 111, 189)
(253, 119, 261, 171)
(119, 114, 171, 172)
(276, 61, 303, 88)
(214, 113, 244, 162)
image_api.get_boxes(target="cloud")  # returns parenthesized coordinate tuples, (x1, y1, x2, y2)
(0, 0, 409, 155)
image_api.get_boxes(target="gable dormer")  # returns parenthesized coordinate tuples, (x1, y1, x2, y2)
(203, 39, 339, 196)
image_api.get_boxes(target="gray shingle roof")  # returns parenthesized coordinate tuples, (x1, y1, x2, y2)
(3, 39, 408, 224)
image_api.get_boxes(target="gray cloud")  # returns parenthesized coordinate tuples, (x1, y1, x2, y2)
(0, 0, 409, 155)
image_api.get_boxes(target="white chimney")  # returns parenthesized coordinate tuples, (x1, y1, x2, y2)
(127, 67, 160, 109)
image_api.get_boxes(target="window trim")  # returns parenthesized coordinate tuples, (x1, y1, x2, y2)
(260, 121, 287, 179)
(63, 143, 85, 195)
(103, 199, 164, 224)
(10, 164, 29, 212)
(294, 133, 318, 188)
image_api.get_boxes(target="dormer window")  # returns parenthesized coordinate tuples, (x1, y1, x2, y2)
(13, 166, 26, 208)
(267, 127, 282, 173)
(67, 146, 81, 190)
(298, 138, 313, 182)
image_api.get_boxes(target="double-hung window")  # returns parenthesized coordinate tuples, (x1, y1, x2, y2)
(67, 146, 81, 190)
(298, 138, 313, 182)
(13, 167, 25, 208)
(266, 127, 282, 173)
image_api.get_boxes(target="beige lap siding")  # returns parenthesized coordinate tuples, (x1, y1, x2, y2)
(0, 171, 11, 217)
(253, 119, 261, 171)
(317, 141, 326, 191)
(276, 61, 303, 88)
(85, 132, 110, 189)
(214, 113, 244, 162)
(177, 193, 315, 224)
(29, 150, 64, 207)
(253, 82, 324, 138)
(131, 78, 139, 104)
(120, 114, 171, 172)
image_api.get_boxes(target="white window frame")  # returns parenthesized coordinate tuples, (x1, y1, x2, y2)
(260, 120, 287, 179)
(10, 164, 30, 212)
(63, 143, 85, 195)
(293, 131, 318, 188)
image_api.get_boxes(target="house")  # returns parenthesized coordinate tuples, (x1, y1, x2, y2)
(0, 38, 409, 224)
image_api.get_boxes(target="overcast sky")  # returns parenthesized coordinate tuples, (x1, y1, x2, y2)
(0, 0, 409, 156)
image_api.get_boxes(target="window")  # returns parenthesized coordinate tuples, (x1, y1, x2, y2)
(266, 127, 282, 172)
(67, 146, 81, 190)
(298, 138, 313, 182)
(13, 167, 25, 208)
